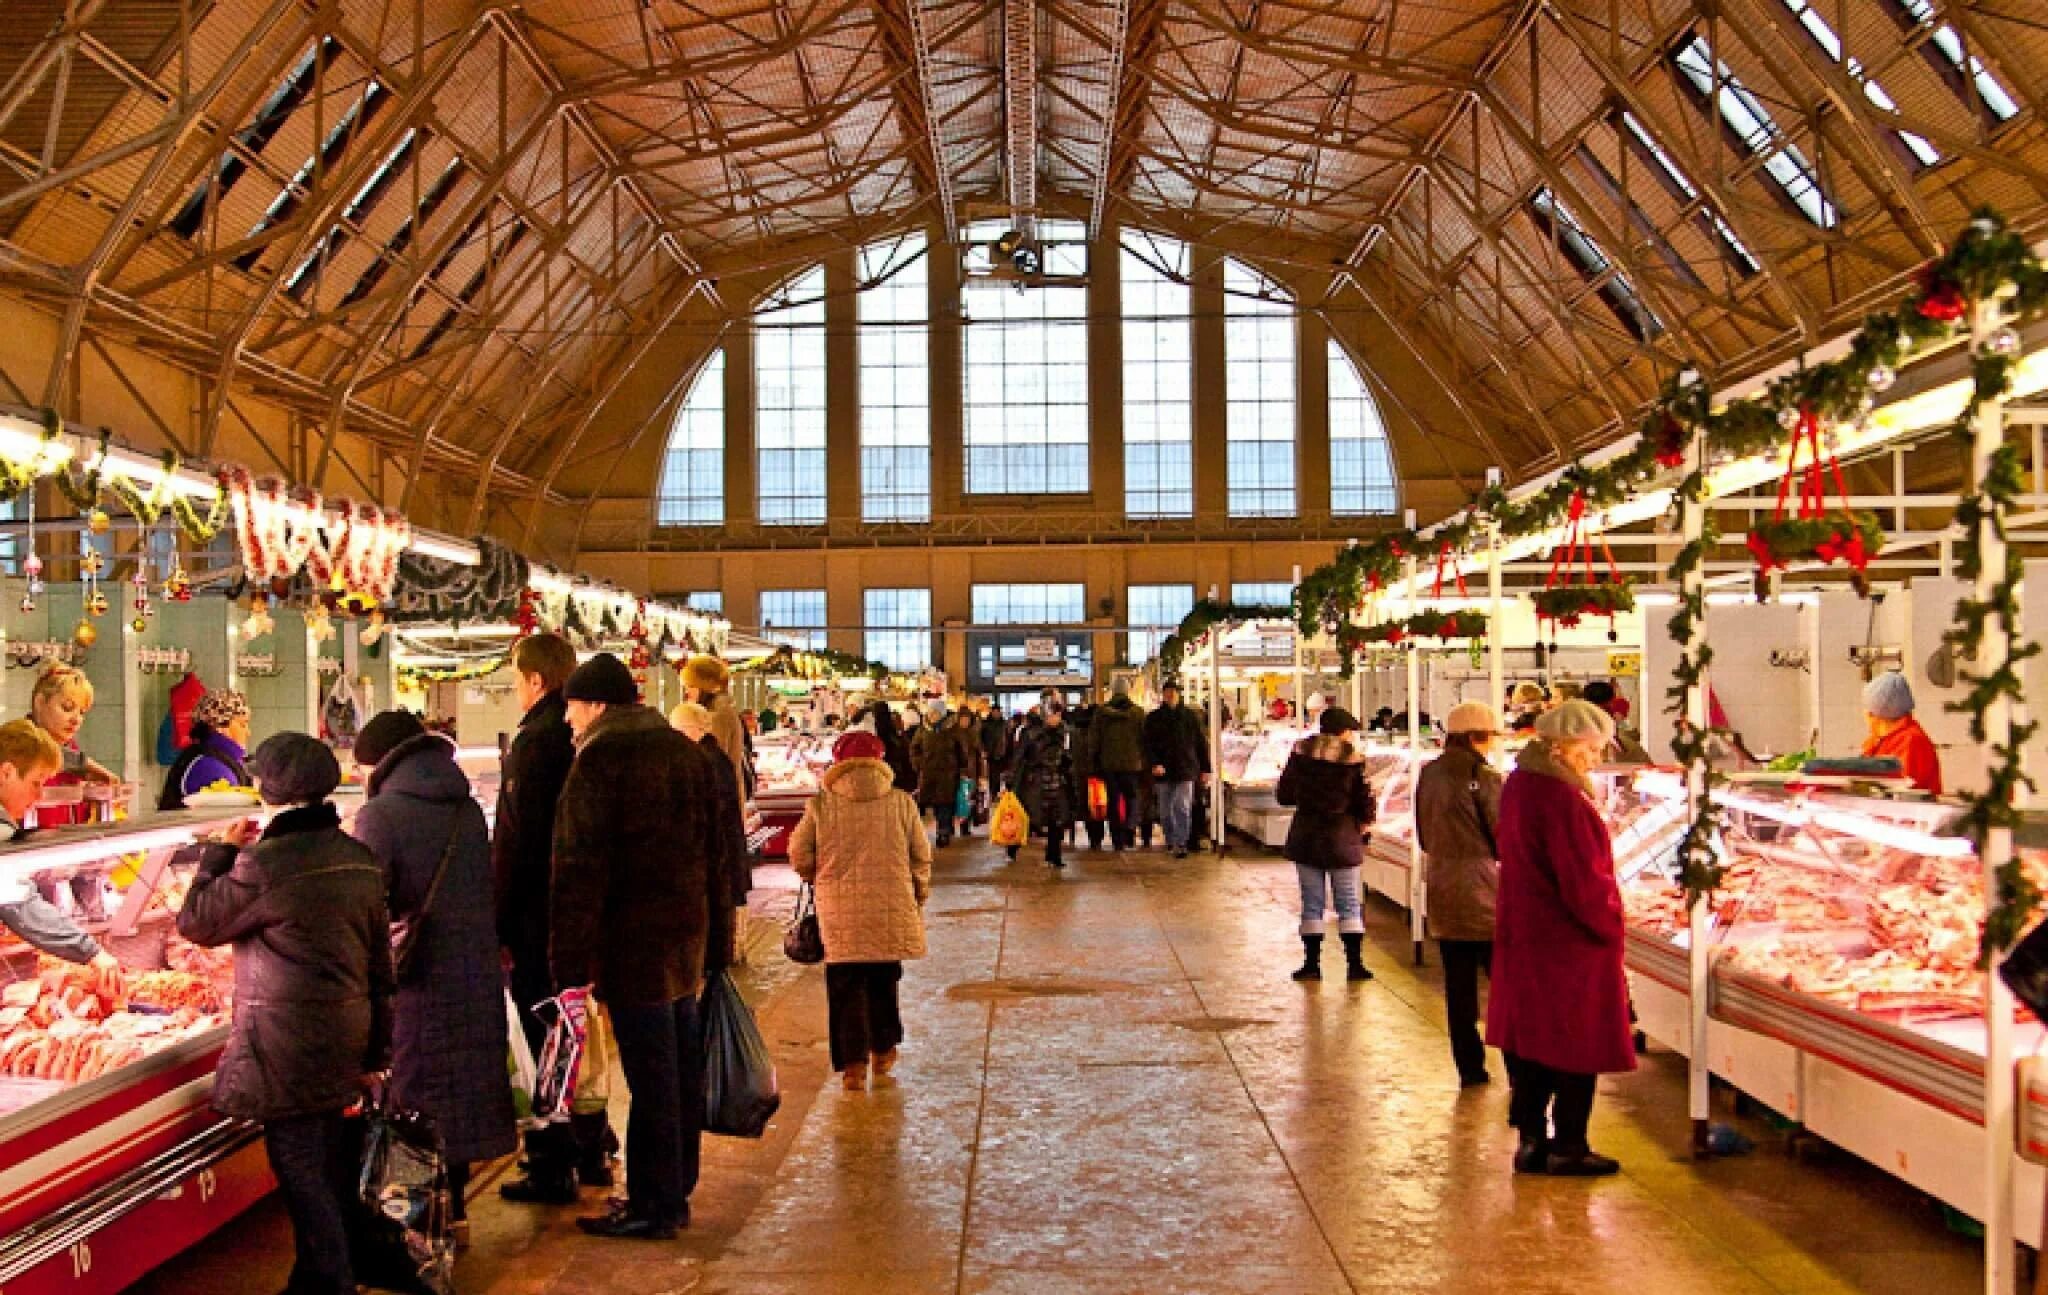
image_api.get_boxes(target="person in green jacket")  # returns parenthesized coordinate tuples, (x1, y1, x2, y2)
(1086, 682, 1147, 854)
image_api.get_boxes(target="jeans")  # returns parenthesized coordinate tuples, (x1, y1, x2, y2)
(1505, 1053, 1597, 1152)
(1295, 864, 1365, 934)
(1156, 780, 1195, 850)
(608, 994, 705, 1226)
(825, 962, 905, 1070)
(1103, 771, 1142, 849)
(263, 1111, 357, 1295)
(1439, 939, 1492, 1080)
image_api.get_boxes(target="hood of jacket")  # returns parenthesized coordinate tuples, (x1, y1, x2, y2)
(822, 757, 896, 801)
(1293, 733, 1363, 765)
(577, 702, 669, 750)
(1100, 695, 1140, 719)
(1516, 736, 1593, 796)
(366, 732, 469, 803)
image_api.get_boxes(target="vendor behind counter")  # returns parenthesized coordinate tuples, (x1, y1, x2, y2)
(1859, 671, 1942, 795)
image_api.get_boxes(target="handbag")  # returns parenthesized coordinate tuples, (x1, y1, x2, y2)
(389, 827, 459, 981)
(353, 1085, 453, 1295)
(783, 882, 825, 965)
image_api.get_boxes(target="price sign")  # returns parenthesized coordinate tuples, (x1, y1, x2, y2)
(1607, 650, 1641, 677)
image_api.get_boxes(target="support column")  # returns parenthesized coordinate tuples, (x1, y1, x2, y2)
(1089, 223, 1124, 517)
(1191, 253, 1228, 521)
(1298, 311, 1331, 519)
(824, 252, 861, 528)
(929, 232, 965, 520)
(1681, 425, 1712, 1158)
(1405, 554, 1424, 967)
(1208, 584, 1224, 852)
(724, 324, 757, 526)
(1487, 468, 1504, 712)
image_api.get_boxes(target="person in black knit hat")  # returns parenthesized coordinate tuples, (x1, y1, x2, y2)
(1275, 708, 1377, 982)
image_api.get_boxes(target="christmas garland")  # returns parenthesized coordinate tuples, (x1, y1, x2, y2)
(391, 535, 530, 624)
(733, 645, 889, 682)
(397, 654, 510, 687)
(1531, 580, 1637, 624)
(1154, 599, 1294, 680)
(1744, 512, 1885, 597)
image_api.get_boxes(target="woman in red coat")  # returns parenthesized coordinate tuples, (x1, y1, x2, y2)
(1486, 699, 1635, 1177)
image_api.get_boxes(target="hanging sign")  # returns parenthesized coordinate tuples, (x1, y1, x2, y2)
(1022, 636, 1061, 661)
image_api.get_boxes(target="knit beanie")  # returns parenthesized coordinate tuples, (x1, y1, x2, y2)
(833, 731, 886, 763)
(1318, 707, 1361, 735)
(564, 653, 638, 705)
(353, 709, 427, 768)
(1534, 699, 1616, 744)
(1863, 671, 1915, 721)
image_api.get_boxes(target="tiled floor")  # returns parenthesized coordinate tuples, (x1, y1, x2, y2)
(139, 837, 1985, 1293)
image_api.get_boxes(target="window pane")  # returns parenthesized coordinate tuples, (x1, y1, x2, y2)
(1126, 583, 1194, 665)
(859, 235, 931, 522)
(962, 280, 1089, 495)
(1230, 581, 1294, 609)
(1225, 261, 1296, 518)
(1121, 236, 1193, 519)
(656, 349, 724, 526)
(863, 587, 932, 672)
(759, 589, 827, 650)
(1328, 339, 1398, 515)
(755, 267, 828, 524)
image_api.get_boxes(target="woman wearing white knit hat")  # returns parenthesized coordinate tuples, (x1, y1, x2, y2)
(1415, 701, 1504, 1087)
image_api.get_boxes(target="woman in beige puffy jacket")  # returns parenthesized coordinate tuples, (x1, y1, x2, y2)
(789, 730, 933, 1091)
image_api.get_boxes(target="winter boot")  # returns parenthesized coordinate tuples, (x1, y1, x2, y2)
(1340, 933, 1374, 981)
(1291, 934, 1324, 981)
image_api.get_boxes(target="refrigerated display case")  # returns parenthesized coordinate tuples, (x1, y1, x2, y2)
(750, 733, 834, 858)
(1219, 726, 1309, 847)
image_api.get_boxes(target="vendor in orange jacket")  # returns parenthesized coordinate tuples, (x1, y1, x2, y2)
(1861, 671, 1942, 794)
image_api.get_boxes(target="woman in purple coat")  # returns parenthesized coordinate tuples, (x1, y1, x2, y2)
(1486, 700, 1634, 1177)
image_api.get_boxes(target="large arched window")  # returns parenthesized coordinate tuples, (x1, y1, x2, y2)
(859, 235, 931, 522)
(656, 348, 725, 526)
(1223, 261, 1296, 517)
(1328, 340, 1398, 515)
(962, 219, 1089, 495)
(1121, 233, 1192, 518)
(756, 266, 828, 524)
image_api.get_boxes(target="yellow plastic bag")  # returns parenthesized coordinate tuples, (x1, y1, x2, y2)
(571, 1002, 615, 1114)
(990, 791, 1031, 848)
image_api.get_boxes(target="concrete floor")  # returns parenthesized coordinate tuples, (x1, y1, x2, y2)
(139, 836, 1986, 1294)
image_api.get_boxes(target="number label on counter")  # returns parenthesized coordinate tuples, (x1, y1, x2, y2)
(198, 1168, 217, 1203)
(68, 1242, 91, 1280)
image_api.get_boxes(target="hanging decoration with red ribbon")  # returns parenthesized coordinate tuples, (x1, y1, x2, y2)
(1432, 542, 1469, 600)
(1530, 489, 1636, 644)
(1744, 404, 1884, 600)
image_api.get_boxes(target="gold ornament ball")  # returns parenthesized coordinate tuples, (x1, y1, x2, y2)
(73, 620, 97, 648)
(131, 616, 147, 633)
(87, 509, 110, 535)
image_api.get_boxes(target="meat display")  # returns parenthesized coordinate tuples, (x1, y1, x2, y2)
(0, 957, 231, 1085)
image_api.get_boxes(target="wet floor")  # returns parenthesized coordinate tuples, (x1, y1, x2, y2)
(140, 836, 1984, 1293)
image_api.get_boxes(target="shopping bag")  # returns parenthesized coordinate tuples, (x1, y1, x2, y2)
(990, 791, 1030, 847)
(529, 986, 592, 1126)
(506, 988, 538, 1124)
(572, 1001, 615, 1114)
(1086, 776, 1109, 821)
(700, 970, 781, 1137)
(955, 776, 974, 822)
(354, 1088, 453, 1295)
(783, 883, 825, 965)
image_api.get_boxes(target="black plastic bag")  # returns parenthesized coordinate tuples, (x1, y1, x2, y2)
(353, 1089, 454, 1295)
(701, 970, 781, 1138)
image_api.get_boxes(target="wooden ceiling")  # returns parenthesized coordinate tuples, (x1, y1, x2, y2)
(1, 0, 2045, 524)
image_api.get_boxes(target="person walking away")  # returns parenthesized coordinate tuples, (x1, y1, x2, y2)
(1087, 683, 1146, 853)
(683, 654, 757, 955)
(1859, 671, 1942, 794)
(789, 731, 932, 1090)
(1008, 702, 1077, 870)
(159, 690, 253, 809)
(917, 710, 981, 845)
(552, 654, 737, 1239)
(176, 734, 392, 1295)
(862, 701, 919, 793)
(0, 720, 123, 980)
(978, 699, 1011, 796)
(1275, 708, 1376, 982)
(351, 710, 517, 1245)
(1067, 702, 1102, 851)
(492, 633, 614, 1203)
(1416, 702, 1505, 1087)
(1488, 700, 1634, 1177)
(1142, 681, 1209, 859)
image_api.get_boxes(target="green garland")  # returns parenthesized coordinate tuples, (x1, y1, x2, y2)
(1531, 580, 1637, 623)
(1664, 461, 1728, 900)
(1155, 599, 1293, 680)
(733, 645, 890, 682)
(397, 654, 509, 687)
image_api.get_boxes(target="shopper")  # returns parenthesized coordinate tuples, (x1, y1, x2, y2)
(1142, 681, 1209, 859)
(1067, 700, 1103, 850)
(1275, 708, 1376, 982)
(917, 709, 982, 846)
(1087, 681, 1146, 853)
(490, 633, 613, 1202)
(681, 653, 756, 959)
(1860, 671, 1942, 794)
(789, 731, 932, 1090)
(552, 653, 737, 1239)
(1508, 681, 1547, 732)
(351, 710, 516, 1244)
(1581, 681, 1650, 764)
(0, 720, 122, 976)
(670, 700, 711, 741)
(1488, 699, 1633, 1177)
(1008, 701, 1077, 870)
(978, 698, 1011, 794)
(30, 663, 117, 802)
(177, 733, 392, 1295)
(1416, 701, 1505, 1087)
(158, 689, 253, 810)
(863, 700, 918, 792)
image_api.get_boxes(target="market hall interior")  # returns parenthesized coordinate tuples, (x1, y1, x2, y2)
(138, 842, 1982, 1295)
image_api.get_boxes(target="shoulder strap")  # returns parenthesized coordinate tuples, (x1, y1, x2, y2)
(410, 818, 462, 922)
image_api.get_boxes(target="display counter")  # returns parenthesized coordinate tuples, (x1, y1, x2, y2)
(750, 733, 832, 858)
(0, 743, 502, 1295)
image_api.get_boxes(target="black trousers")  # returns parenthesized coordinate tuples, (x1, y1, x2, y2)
(1103, 771, 1142, 849)
(1505, 1053, 1597, 1152)
(1439, 939, 1492, 1081)
(825, 962, 905, 1070)
(264, 1111, 358, 1295)
(509, 951, 612, 1182)
(609, 994, 705, 1227)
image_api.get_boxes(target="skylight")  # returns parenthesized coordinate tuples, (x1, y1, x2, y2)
(1618, 112, 1762, 276)
(169, 38, 335, 240)
(283, 129, 420, 299)
(1778, 0, 1938, 168)
(1528, 187, 1664, 342)
(1672, 34, 1839, 228)
(1888, 0, 2019, 122)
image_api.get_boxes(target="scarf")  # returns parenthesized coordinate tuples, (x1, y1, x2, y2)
(1516, 736, 1595, 799)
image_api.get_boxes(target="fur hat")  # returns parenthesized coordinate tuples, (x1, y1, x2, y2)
(194, 689, 249, 730)
(1534, 699, 1616, 744)
(1863, 671, 1915, 721)
(682, 654, 730, 694)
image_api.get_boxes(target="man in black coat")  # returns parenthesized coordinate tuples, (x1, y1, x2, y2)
(1142, 681, 1211, 859)
(977, 698, 1010, 793)
(553, 654, 737, 1240)
(493, 633, 612, 1203)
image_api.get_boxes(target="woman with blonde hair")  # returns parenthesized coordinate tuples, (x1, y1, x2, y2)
(29, 665, 116, 833)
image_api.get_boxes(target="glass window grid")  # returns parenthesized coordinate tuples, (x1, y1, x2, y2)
(1777, 0, 1938, 166)
(1327, 341, 1399, 516)
(860, 236, 932, 522)
(1617, 112, 1762, 276)
(760, 589, 828, 650)
(1890, 0, 2019, 121)
(1671, 35, 1839, 228)
(863, 587, 932, 672)
(684, 591, 723, 614)
(1121, 237, 1193, 519)
(962, 281, 1089, 495)
(1126, 584, 1195, 665)
(1224, 261, 1297, 518)
(657, 349, 725, 526)
(757, 267, 829, 525)
(1230, 582, 1295, 610)
(1528, 188, 1665, 341)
